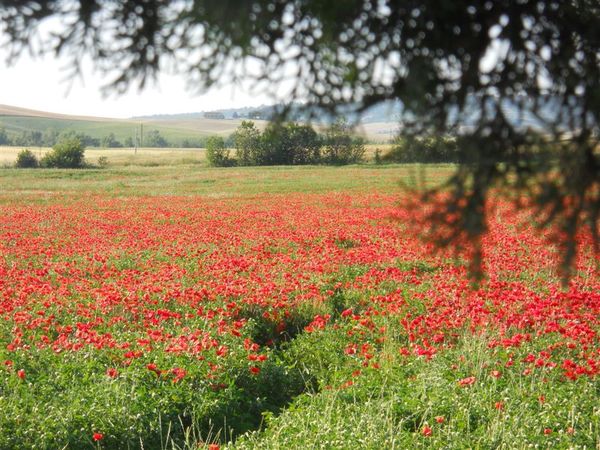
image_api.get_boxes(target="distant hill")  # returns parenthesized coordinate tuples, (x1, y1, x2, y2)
(0, 104, 117, 122)
(0, 103, 393, 146)
(0, 104, 268, 147)
(133, 97, 558, 134)
(133, 101, 404, 124)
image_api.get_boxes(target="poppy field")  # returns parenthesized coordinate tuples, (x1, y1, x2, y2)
(0, 164, 598, 449)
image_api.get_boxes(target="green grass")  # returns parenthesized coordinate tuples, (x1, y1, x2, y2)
(0, 156, 454, 198)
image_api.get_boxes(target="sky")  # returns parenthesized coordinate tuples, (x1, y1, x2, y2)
(0, 51, 273, 119)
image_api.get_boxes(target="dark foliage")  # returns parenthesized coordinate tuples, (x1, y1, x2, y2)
(206, 135, 235, 167)
(322, 119, 365, 165)
(15, 149, 39, 168)
(259, 122, 322, 165)
(384, 135, 461, 164)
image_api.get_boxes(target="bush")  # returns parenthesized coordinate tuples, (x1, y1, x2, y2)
(97, 156, 109, 168)
(206, 136, 235, 167)
(322, 119, 365, 165)
(41, 138, 86, 168)
(234, 121, 262, 166)
(383, 135, 460, 163)
(261, 123, 321, 165)
(15, 149, 39, 168)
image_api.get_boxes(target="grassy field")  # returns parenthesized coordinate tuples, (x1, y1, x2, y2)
(0, 152, 440, 198)
(0, 146, 208, 167)
(0, 159, 597, 449)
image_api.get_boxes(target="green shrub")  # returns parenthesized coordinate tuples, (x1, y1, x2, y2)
(234, 121, 262, 166)
(383, 134, 460, 163)
(261, 122, 322, 165)
(41, 138, 86, 168)
(206, 136, 235, 167)
(322, 119, 365, 165)
(231, 119, 363, 166)
(15, 149, 39, 168)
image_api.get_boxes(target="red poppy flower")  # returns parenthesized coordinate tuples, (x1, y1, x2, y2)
(458, 376, 476, 386)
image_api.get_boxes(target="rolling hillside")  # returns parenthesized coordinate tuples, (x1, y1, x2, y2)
(0, 104, 268, 146)
(0, 103, 393, 146)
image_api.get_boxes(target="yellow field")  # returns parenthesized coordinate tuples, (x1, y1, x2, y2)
(0, 146, 208, 167)
(0, 144, 392, 167)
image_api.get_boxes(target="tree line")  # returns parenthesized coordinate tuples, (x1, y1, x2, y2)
(206, 120, 365, 167)
(0, 127, 208, 149)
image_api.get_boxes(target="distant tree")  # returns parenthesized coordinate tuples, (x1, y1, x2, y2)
(15, 149, 39, 168)
(3, 1, 600, 275)
(322, 119, 365, 165)
(42, 128, 60, 147)
(233, 121, 261, 166)
(59, 131, 99, 147)
(181, 138, 207, 148)
(13, 130, 43, 147)
(101, 133, 123, 148)
(124, 136, 134, 147)
(205, 136, 234, 167)
(41, 138, 85, 168)
(0, 127, 9, 145)
(144, 130, 168, 147)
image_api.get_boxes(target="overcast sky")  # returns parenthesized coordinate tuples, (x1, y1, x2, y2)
(0, 50, 273, 119)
